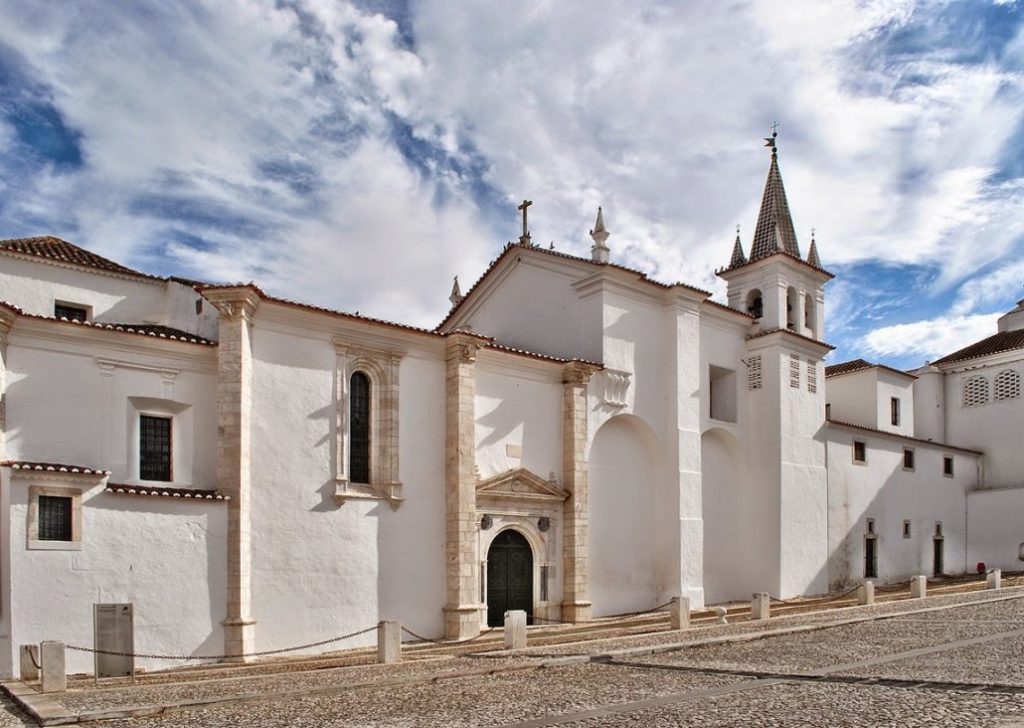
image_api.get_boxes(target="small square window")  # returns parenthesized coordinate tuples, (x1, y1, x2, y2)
(903, 448, 915, 471)
(943, 456, 954, 477)
(38, 496, 73, 541)
(853, 441, 867, 463)
(27, 485, 82, 550)
(54, 303, 89, 322)
(903, 519, 911, 539)
(891, 397, 901, 426)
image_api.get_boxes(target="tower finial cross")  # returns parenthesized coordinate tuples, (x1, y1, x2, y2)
(769, 120, 780, 135)
(518, 199, 533, 245)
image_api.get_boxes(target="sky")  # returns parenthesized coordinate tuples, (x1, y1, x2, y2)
(0, 0, 1023, 369)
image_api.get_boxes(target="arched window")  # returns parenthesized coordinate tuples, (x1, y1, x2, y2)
(994, 369, 1020, 401)
(746, 289, 763, 319)
(804, 293, 815, 333)
(350, 371, 371, 483)
(962, 375, 989, 407)
(786, 286, 798, 330)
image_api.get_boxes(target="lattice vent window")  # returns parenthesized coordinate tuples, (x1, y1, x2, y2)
(748, 355, 762, 390)
(963, 376, 989, 407)
(789, 354, 801, 389)
(994, 369, 1020, 401)
(807, 359, 818, 393)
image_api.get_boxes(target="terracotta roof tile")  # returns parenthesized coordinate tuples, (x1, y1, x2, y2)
(825, 358, 916, 380)
(105, 484, 229, 501)
(931, 329, 1024, 367)
(0, 236, 155, 279)
(746, 326, 835, 350)
(825, 419, 983, 456)
(2, 460, 111, 476)
(5, 302, 217, 346)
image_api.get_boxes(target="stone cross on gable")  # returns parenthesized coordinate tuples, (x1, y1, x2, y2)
(518, 199, 532, 245)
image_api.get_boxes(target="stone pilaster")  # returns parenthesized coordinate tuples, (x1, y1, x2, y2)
(204, 287, 261, 661)
(561, 361, 598, 622)
(0, 308, 14, 462)
(443, 333, 482, 639)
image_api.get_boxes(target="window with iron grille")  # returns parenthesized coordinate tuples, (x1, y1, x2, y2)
(350, 371, 371, 484)
(789, 354, 800, 389)
(38, 496, 73, 541)
(140, 415, 172, 481)
(995, 369, 1020, 401)
(748, 355, 762, 390)
(807, 359, 817, 393)
(54, 303, 88, 322)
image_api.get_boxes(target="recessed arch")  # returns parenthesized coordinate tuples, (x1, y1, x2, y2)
(746, 289, 763, 319)
(786, 286, 799, 330)
(349, 370, 371, 484)
(485, 528, 534, 627)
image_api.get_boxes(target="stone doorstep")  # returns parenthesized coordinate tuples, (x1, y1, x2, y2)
(8, 589, 1024, 725)
(0, 680, 76, 727)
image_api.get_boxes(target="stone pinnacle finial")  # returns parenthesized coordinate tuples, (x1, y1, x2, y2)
(807, 231, 822, 269)
(449, 276, 464, 307)
(728, 225, 747, 268)
(590, 206, 610, 263)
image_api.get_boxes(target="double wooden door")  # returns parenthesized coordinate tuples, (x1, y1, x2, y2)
(486, 529, 533, 627)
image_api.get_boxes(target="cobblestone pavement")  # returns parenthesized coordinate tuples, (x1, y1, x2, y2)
(51, 593, 1024, 727)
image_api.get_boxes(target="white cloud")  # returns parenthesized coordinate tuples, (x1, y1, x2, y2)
(860, 312, 1001, 361)
(0, 0, 1022, 334)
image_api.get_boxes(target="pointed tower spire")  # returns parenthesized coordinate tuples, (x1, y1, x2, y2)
(728, 224, 747, 268)
(807, 228, 822, 268)
(590, 206, 610, 263)
(449, 276, 464, 307)
(749, 127, 801, 262)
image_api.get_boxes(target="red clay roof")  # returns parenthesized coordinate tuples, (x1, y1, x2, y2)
(0, 236, 155, 279)
(746, 326, 835, 350)
(825, 419, 983, 456)
(2, 460, 111, 475)
(437, 242, 712, 332)
(931, 329, 1024, 367)
(106, 484, 229, 501)
(825, 358, 915, 380)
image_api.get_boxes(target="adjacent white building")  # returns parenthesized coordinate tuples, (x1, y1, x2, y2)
(0, 138, 1021, 676)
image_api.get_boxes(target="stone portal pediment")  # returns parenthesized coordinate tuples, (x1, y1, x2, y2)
(476, 468, 569, 503)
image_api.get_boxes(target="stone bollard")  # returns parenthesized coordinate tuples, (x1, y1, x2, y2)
(987, 569, 1002, 590)
(504, 610, 527, 650)
(19, 645, 39, 681)
(670, 597, 690, 631)
(713, 606, 728, 625)
(39, 641, 66, 694)
(857, 581, 875, 606)
(910, 575, 927, 599)
(377, 621, 401, 664)
(751, 592, 771, 621)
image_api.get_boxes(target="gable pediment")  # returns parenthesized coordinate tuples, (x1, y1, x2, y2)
(477, 468, 569, 503)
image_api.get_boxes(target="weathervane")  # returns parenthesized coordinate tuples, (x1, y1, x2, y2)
(518, 199, 533, 246)
(764, 121, 779, 155)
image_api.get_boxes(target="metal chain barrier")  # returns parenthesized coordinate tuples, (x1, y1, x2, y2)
(26, 648, 41, 671)
(65, 624, 380, 662)
(400, 625, 493, 646)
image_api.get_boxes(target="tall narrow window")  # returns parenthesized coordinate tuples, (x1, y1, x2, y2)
(139, 415, 172, 481)
(350, 371, 371, 484)
(891, 397, 900, 426)
(943, 455, 954, 477)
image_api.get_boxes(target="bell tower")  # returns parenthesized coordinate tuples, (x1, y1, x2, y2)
(717, 131, 831, 340)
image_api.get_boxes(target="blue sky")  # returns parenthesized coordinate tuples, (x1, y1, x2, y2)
(0, 0, 1023, 368)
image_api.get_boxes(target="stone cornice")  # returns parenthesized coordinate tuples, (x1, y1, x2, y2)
(202, 286, 262, 320)
(563, 360, 601, 386)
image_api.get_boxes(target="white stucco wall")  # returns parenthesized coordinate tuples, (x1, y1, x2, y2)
(966, 487, 1024, 571)
(943, 356, 1024, 488)
(912, 368, 945, 443)
(475, 362, 562, 482)
(248, 322, 447, 653)
(826, 370, 878, 428)
(874, 372, 914, 436)
(826, 426, 976, 588)
(3, 473, 227, 676)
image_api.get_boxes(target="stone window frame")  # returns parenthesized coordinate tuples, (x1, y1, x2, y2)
(333, 340, 403, 508)
(27, 484, 84, 551)
(852, 440, 867, 464)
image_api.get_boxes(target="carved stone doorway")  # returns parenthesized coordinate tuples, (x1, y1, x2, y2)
(486, 529, 533, 627)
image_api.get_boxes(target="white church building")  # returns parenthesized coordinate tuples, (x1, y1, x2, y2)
(0, 139, 1022, 675)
